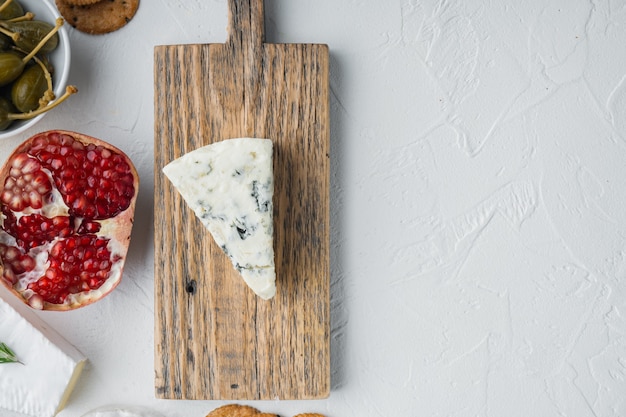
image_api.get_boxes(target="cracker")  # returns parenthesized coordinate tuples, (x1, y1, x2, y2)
(55, 0, 139, 35)
(206, 404, 278, 417)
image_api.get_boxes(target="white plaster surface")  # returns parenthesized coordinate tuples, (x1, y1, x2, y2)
(2, 0, 626, 416)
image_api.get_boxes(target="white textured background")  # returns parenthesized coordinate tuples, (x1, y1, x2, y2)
(3, 0, 626, 416)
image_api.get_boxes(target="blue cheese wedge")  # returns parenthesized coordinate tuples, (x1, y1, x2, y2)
(162, 138, 276, 300)
(0, 289, 86, 417)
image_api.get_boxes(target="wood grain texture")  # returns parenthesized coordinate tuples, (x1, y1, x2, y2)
(154, 0, 330, 400)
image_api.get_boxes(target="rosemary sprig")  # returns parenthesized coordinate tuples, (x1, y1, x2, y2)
(0, 342, 23, 364)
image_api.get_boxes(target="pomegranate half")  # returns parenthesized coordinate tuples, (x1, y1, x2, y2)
(0, 130, 139, 310)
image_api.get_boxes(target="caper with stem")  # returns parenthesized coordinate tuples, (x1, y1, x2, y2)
(11, 52, 53, 112)
(5, 12, 34, 24)
(0, 17, 63, 87)
(0, 84, 77, 130)
(0, 0, 24, 21)
(1, 20, 59, 54)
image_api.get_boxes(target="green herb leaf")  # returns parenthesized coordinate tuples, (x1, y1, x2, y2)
(0, 342, 22, 364)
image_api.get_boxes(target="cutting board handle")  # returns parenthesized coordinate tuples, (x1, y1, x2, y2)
(227, 0, 265, 49)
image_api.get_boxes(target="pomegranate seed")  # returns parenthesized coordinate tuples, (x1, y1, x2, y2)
(3, 269, 16, 285)
(72, 139, 84, 150)
(29, 135, 47, 151)
(28, 190, 43, 208)
(77, 219, 101, 234)
(50, 158, 63, 170)
(58, 134, 72, 146)
(11, 154, 27, 168)
(86, 150, 97, 162)
(4, 246, 18, 261)
(28, 294, 44, 309)
(61, 180, 75, 193)
(21, 158, 40, 174)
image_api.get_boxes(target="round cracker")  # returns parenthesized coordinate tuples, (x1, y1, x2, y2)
(55, 0, 139, 35)
(206, 405, 278, 417)
(61, 0, 102, 6)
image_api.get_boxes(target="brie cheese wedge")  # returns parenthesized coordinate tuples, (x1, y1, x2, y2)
(162, 138, 276, 299)
(0, 289, 86, 417)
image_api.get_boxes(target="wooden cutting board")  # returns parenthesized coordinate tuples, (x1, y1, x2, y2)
(153, 0, 330, 400)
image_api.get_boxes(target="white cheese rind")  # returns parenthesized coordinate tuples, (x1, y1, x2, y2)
(0, 288, 86, 417)
(162, 138, 276, 299)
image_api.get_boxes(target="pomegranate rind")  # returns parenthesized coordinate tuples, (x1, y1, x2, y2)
(0, 130, 139, 311)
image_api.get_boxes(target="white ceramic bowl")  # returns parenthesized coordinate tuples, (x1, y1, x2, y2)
(0, 0, 71, 140)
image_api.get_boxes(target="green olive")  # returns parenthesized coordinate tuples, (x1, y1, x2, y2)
(3, 21, 59, 54)
(0, 0, 24, 20)
(11, 64, 46, 112)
